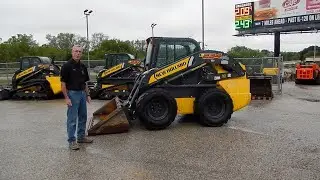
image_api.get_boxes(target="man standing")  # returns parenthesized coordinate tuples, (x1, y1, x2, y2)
(60, 45, 93, 150)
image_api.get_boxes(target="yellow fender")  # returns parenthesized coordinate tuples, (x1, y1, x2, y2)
(215, 64, 251, 111)
(45, 76, 62, 95)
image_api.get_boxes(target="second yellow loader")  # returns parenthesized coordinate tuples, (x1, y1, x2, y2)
(86, 37, 252, 136)
(0, 56, 62, 100)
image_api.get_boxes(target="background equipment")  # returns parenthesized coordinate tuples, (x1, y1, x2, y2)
(295, 60, 320, 84)
(0, 56, 62, 100)
(87, 37, 251, 136)
(90, 53, 144, 100)
(237, 57, 283, 100)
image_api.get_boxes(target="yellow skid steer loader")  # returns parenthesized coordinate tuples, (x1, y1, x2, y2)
(87, 37, 251, 135)
(0, 56, 62, 100)
(90, 53, 143, 100)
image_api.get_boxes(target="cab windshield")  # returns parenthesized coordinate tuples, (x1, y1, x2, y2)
(39, 57, 52, 64)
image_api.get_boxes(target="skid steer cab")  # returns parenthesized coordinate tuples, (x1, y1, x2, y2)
(87, 37, 251, 136)
(0, 56, 62, 100)
(89, 53, 144, 100)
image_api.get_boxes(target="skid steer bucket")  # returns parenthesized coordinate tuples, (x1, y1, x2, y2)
(87, 97, 130, 136)
(248, 75, 273, 100)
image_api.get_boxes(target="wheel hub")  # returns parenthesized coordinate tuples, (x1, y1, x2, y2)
(205, 98, 225, 118)
(146, 98, 168, 121)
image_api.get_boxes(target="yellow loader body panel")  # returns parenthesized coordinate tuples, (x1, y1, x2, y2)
(167, 76, 252, 115)
(45, 76, 62, 95)
(102, 84, 115, 89)
(214, 64, 251, 111)
(175, 98, 195, 114)
(217, 76, 251, 111)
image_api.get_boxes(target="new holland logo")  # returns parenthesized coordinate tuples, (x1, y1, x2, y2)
(155, 61, 187, 79)
(16, 67, 35, 79)
(101, 63, 124, 78)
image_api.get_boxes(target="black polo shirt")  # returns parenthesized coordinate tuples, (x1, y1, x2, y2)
(60, 59, 90, 91)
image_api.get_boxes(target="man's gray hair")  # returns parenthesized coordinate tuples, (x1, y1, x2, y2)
(72, 45, 83, 50)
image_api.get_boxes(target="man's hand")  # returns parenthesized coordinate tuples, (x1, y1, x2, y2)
(66, 98, 72, 106)
(86, 95, 91, 104)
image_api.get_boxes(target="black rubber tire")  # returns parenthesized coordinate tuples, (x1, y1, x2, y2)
(0, 89, 10, 100)
(315, 74, 320, 85)
(136, 88, 177, 130)
(196, 88, 233, 127)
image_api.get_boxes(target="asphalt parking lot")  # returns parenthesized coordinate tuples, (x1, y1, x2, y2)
(1, 82, 320, 180)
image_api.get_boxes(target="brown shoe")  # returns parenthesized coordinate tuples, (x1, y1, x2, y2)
(77, 137, 93, 143)
(69, 141, 80, 150)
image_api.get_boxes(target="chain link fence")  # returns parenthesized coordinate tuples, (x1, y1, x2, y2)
(234, 56, 284, 94)
(0, 62, 19, 86)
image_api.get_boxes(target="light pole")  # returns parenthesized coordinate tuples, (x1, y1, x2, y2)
(202, 0, 205, 50)
(314, 29, 317, 60)
(84, 9, 93, 73)
(151, 23, 157, 38)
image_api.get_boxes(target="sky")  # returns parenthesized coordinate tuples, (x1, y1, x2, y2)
(0, 0, 320, 52)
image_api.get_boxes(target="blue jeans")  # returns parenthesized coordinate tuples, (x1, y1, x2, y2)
(66, 90, 87, 143)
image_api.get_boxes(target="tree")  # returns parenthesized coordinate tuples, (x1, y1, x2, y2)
(2, 34, 38, 61)
(90, 39, 136, 59)
(227, 46, 264, 59)
(45, 33, 87, 50)
(45, 33, 87, 60)
(299, 46, 320, 60)
(90, 33, 109, 50)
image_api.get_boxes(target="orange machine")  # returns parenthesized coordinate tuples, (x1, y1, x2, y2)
(295, 61, 320, 84)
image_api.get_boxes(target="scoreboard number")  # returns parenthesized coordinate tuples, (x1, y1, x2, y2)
(235, 2, 253, 30)
(235, 6, 252, 17)
(235, 19, 252, 29)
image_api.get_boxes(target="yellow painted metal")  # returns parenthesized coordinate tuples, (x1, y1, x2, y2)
(45, 76, 62, 95)
(175, 98, 195, 114)
(148, 57, 190, 84)
(217, 76, 251, 111)
(102, 84, 114, 89)
(263, 68, 278, 76)
(16, 67, 34, 79)
(101, 63, 124, 78)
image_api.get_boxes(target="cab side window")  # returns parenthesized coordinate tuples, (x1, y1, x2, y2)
(105, 55, 116, 68)
(155, 40, 199, 68)
(156, 43, 175, 68)
(21, 59, 30, 70)
(117, 54, 130, 63)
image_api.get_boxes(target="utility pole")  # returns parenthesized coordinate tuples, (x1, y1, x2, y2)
(84, 9, 93, 74)
(202, 0, 205, 50)
(314, 29, 317, 60)
(314, 44, 316, 60)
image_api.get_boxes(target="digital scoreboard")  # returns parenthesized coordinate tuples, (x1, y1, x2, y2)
(235, 2, 254, 30)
